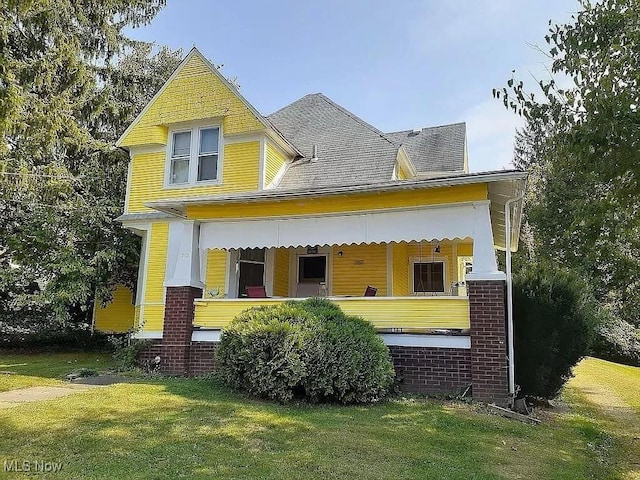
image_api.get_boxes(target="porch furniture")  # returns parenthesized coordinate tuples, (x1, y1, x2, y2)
(246, 285, 267, 298)
(296, 282, 320, 298)
(364, 286, 378, 297)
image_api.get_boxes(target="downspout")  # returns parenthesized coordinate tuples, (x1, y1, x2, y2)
(505, 193, 523, 402)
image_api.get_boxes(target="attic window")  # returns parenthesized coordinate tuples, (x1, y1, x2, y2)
(167, 126, 221, 186)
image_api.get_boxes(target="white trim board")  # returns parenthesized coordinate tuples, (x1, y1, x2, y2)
(192, 330, 222, 342)
(133, 331, 163, 340)
(380, 334, 470, 349)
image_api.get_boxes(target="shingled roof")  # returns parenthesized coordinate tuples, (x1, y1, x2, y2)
(386, 123, 466, 173)
(267, 94, 399, 189)
(266, 93, 466, 188)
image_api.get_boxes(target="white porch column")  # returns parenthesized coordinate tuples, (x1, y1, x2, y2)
(165, 220, 203, 288)
(467, 203, 506, 281)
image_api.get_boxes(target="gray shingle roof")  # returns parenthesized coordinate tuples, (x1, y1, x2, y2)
(386, 123, 466, 173)
(266, 94, 399, 189)
(266, 94, 467, 188)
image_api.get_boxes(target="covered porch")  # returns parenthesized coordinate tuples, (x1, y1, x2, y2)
(182, 200, 503, 330)
(139, 173, 524, 403)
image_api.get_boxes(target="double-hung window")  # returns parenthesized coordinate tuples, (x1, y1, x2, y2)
(168, 126, 221, 185)
(412, 261, 445, 294)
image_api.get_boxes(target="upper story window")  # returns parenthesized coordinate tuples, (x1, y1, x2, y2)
(168, 126, 221, 186)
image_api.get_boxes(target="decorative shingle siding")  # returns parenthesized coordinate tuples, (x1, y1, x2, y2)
(120, 53, 263, 147)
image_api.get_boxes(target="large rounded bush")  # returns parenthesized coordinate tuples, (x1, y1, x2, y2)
(215, 298, 394, 404)
(513, 261, 599, 398)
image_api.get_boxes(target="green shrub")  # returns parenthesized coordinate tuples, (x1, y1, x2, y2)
(592, 316, 640, 367)
(216, 299, 394, 404)
(513, 261, 600, 398)
(109, 334, 153, 372)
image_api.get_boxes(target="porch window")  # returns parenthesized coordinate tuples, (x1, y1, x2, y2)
(412, 262, 445, 293)
(167, 126, 221, 185)
(238, 248, 265, 297)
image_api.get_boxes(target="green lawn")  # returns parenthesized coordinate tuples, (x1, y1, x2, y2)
(0, 352, 111, 392)
(0, 353, 637, 479)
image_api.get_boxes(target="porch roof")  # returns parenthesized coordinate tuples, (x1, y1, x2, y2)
(136, 170, 526, 251)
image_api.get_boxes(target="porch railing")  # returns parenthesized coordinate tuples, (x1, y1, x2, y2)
(193, 296, 470, 331)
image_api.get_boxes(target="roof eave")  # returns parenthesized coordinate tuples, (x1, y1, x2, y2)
(144, 170, 527, 216)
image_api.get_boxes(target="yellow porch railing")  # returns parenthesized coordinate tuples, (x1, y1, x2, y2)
(193, 296, 470, 330)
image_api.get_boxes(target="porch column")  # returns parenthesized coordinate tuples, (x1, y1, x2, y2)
(466, 279, 509, 405)
(162, 220, 203, 375)
(467, 204, 509, 405)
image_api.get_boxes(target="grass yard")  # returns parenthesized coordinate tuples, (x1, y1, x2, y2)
(0, 352, 111, 392)
(0, 353, 637, 479)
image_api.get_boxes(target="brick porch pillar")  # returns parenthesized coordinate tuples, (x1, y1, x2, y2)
(468, 279, 509, 406)
(161, 286, 202, 375)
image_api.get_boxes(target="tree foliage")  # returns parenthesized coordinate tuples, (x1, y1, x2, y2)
(498, 0, 640, 345)
(0, 1, 181, 325)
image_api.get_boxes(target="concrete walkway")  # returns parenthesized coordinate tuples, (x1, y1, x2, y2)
(0, 384, 101, 408)
(0, 376, 133, 408)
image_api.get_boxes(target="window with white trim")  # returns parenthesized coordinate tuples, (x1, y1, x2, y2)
(168, 126, 221, 185)
(412, 261, 445, 293)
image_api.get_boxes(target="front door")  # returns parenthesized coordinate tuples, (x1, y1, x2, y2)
(296, 254, 328, 297)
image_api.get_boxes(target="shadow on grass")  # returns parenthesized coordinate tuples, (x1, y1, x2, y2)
(0, 376, 613, 480)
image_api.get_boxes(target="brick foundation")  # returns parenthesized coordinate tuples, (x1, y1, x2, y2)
(137, 339, 162, 366)
(140, 339, 471, 395)
(189, 341, 217, 375)
(162, 286, 203, 375)
(468, 279, 509, 405)
(389, 345, 471, 395)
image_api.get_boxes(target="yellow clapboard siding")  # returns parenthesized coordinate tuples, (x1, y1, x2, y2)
(265, 143, 286, 186)
(331, 244, 387, 296)
(194, 297, 469, 330)
(120, 53, 263, 147)
(94, 285, 135, 333)
(205, 249, 227, 297)
(392, 242, 409, 296)
(142, 304, 165, 332)
(128, 141, 260, 213)
(186, 183, 488, 219)
(273, 248, 289, 296)
(145, 222, 169, 303)
(458, 243, 473, 256)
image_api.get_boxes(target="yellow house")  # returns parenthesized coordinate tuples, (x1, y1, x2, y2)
(113, 48, 525, 404)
